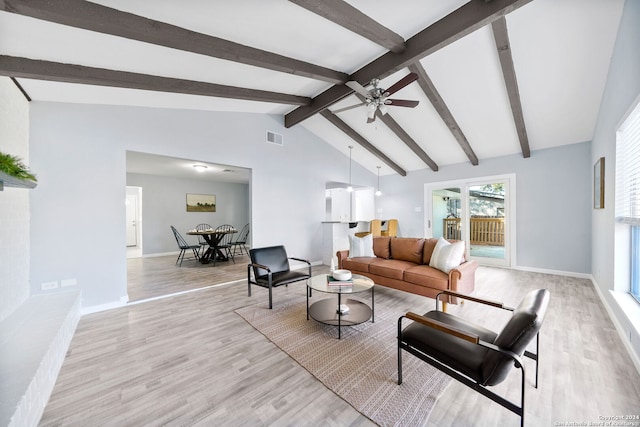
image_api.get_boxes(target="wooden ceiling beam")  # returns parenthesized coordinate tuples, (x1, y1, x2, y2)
(0, 56, 311, 105)
(492, 16, 531, 158)
(285, 0, 533, 128)
(319, 110, 407, 176)
(289, 0, 406, 53)
(0, 0, 348, 85)
(351, 93, 438, 171)
(375, 111, 439, 172)
(408, 62, 479, 165)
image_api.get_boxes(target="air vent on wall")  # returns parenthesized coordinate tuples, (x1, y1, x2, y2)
(266, 131, 283, 146)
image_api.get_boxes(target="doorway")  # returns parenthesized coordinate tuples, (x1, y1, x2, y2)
(424, 174, 515, 268)
(126, 186, 142, 259)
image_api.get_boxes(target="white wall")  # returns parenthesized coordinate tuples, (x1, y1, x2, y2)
(0, 77, 30, 321)
(29, 103, 374, 309)
(377, 141, 592, 274)
(126, 173, 249, 255)
(591, 0, 640, 361)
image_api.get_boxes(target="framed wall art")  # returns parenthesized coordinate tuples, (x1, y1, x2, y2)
(186, 193, 216, 212)
(594, 157, 604, 209)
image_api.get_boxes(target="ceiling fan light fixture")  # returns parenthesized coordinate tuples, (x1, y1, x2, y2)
(345, 73, 419, 123)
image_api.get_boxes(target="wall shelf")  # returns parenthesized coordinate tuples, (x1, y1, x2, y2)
(0, 170, 37, 191)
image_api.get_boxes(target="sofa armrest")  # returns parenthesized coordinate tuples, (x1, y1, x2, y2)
(336, 250, 349, 269)
(448, 260, 478, 295)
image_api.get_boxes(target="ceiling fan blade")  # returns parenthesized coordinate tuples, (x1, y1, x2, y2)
(345, 80, 371, 98)
(384, 72, 419, 96)
(386, 99, 419, 108)
(331, 103, 365, 114)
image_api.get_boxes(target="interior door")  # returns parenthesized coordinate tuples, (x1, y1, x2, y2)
(125, 193, 138, 247)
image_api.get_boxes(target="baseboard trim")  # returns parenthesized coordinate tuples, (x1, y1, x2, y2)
(590, 276, 640, 375)
(142, 251, 180, 258)
(80, 295, 128, 315)
(513, 265, 591, 279)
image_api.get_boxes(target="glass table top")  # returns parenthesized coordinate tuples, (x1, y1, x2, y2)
(307, 273, 374, 294)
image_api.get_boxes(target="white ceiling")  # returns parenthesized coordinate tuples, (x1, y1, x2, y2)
(126, 151, 250, 184)
(0, 0, 625, 177)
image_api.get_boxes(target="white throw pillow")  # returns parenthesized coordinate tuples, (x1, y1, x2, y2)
(429, 237, 465, 273)
(349, 234, 375, 257)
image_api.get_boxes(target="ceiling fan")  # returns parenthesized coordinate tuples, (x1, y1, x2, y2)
(333, 72, 420, 123)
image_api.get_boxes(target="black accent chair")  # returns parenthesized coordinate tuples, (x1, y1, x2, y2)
(247, 245, 311, 309)
(231, 223, 250, 256)
(170, 226, 201, 267)
(397, 289, 550, 427)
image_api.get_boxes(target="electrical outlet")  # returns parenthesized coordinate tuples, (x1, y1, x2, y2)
(41, 281, 59, 290)
(61, 278, 77, 287)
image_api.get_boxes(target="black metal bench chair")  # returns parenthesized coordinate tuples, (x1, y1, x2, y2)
(397, 288, 550, 427)
(247, 245, 311, 309)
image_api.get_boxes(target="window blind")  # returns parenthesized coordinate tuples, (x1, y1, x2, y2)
(616, 100, 640, 225)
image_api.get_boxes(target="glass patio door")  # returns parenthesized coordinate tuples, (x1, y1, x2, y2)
(425, 174, 514, 268)
(426, 184, 464, 241)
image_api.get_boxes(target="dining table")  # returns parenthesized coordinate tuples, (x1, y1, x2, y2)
(186, 228, 237, 264)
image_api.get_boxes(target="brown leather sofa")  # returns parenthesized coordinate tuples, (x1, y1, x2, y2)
(337, 236, 478, 308)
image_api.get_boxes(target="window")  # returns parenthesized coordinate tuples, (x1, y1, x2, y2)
(633, 227, 640, 302)
(615, 97, 640, 302)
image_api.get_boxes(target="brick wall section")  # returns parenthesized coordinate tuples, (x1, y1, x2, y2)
(1, 292, 81, 427)
(0, 77, 81, 426)
(0, 77, 30, 321)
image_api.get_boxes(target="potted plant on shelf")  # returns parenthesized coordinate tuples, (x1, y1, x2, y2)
(0, 151, 37, 189)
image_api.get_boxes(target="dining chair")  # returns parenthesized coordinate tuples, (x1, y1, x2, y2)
(170, 226, 201, 266)
(231, 223, 250, 256)
(214, 224, 236, 263)
(195, 223, 212, 255)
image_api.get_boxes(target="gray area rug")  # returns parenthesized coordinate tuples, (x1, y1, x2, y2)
(235, 294, 451, 427)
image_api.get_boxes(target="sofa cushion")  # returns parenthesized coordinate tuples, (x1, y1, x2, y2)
(429, 237, 465, 273)
(422, 238, 439, 265)
(341, 256, 377, 273)
(390, 238, 425, 264)
(370, 259, 417, 280)
(373, 236, 391, 259)
(349, 234, 374, 257)
(404, 265, 450, 289)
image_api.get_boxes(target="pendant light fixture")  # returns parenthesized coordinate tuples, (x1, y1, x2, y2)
(375, 166, 382, 196)
(347, 145, 353, 192)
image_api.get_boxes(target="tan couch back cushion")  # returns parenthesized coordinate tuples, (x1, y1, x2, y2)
(390, 237, 425, 264)
(423, 237, 466, 264)
(373, 236, 391, 259)
(423, 238, 439, 264)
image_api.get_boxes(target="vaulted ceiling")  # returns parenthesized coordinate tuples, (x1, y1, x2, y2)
(0, 0, 625, 176)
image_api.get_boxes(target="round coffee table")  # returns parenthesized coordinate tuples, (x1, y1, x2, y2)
(306, 273, 375, 339)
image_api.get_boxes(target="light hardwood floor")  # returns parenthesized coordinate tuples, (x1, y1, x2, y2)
(39, 256, 640, 426)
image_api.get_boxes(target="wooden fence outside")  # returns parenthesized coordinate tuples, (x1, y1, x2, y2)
(443, 217, 505, 246)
